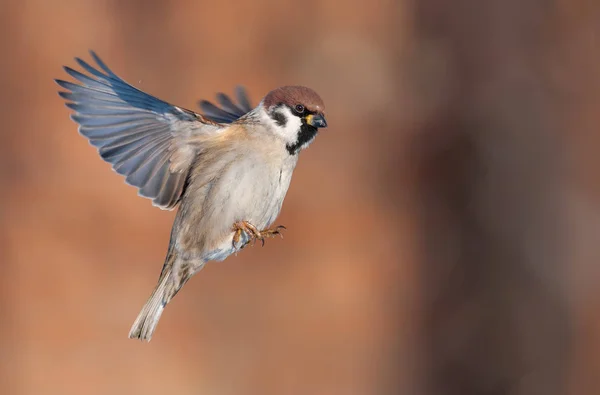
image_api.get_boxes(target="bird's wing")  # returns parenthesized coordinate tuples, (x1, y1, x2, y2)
(56, 51, 226, 210)
(198, 86, 254, 123)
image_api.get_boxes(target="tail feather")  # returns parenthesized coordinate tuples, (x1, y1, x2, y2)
(128, 272, 172, 341)
(128, 252, 205, 342)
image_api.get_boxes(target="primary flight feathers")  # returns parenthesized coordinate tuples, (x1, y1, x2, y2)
(55, 51, 253, 209)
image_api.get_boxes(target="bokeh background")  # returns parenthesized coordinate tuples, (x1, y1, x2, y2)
(1, 0, 599, 394)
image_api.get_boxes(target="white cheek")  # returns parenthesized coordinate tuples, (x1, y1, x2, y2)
(276, 106, 302, 143)
(259, 105, 301, 145)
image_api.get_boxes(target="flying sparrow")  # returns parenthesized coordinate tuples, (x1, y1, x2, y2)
(55, 52, 327, 341)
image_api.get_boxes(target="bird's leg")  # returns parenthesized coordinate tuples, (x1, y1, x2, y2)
(232, 220, 263, 248)
(259, 225, 286, 240)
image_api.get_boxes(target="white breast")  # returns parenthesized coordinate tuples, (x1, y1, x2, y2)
(222, 151, 296, 229)
(193, 141, 297, 259)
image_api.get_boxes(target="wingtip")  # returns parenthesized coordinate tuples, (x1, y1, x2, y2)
(198, 99, 211, 108)
(69, 113, 83, 124)
(89, 50, 108, 71)
(234, 85, 247, 99)
(62, 65, 76, 75)
(54, 79, 74, 91)
(89, 50, 99, 63)
(235, 85, 252, 110)
(74, 56, 86, 67)
(54, 79, 73, 92)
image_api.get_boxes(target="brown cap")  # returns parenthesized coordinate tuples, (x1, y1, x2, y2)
(263, 86, 325, 113)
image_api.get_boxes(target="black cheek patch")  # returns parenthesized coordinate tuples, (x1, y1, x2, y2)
(271, 111, 287, 127)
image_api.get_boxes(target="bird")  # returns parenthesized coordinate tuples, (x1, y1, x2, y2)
(55, 51, 327, 341)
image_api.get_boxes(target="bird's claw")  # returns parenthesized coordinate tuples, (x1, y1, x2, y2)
(261, 225, 286, 240)
(231, 222, 286, 249)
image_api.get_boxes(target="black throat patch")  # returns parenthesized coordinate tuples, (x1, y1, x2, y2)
(286, 122, 318, 155)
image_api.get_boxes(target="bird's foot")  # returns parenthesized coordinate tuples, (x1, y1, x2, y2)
(259, 225, 286, 241)
(231, 221, 286, 248)
(232, 220, 261, 249)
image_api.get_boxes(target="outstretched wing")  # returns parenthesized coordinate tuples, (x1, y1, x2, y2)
(56, 51, 224, 210)
(198, 86, 253, 123)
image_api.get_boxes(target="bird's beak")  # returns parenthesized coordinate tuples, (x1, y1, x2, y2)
(305, 113, 327, 128)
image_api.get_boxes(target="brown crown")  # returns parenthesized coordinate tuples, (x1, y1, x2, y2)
(263, 86, 325, 113)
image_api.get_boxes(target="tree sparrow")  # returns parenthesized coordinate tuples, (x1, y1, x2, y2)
(55, 52, 327, 341)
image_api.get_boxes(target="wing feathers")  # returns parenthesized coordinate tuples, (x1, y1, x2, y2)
(198, 86, 253, 123)
(235, 86, 253, 112)
(216, 93, 244, 115)
(81, 120, 157, 139)
(56, 51, 221, 209)
(198, 100, 239, 123)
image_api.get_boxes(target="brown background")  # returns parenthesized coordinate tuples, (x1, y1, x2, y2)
(1, 0, 599, 394)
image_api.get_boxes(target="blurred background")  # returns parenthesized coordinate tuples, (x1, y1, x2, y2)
(1, 0, 599, 394)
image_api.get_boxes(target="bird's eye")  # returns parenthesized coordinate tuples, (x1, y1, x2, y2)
(295, 104, 305, 113)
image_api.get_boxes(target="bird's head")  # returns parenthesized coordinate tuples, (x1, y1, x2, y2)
(260, 86, 327, 155)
